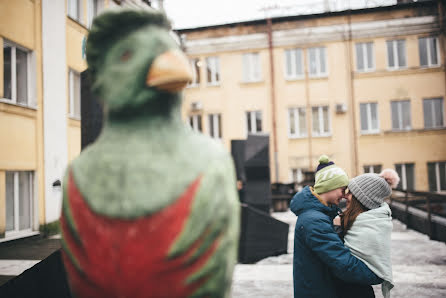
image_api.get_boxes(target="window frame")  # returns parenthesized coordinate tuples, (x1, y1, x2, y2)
(87, 0, 99, 28)
(395, 163, 415, 191)
(428, 161, 446, 192)
(242, 52, 262, 83)
(363, 165, 382, 174)
(423, 97, 444, 129)
(67, 0, 83, 23)
(360, 102, 380, 134)
(311, 106, 331, 137)
(205, 56, 220, 86)
(246, 110, 262, 134)
(5, 171, 34, 236)
(386, 39, 407, 70)
(208, 113, 222, 139)
(290, 168, 304, 184)
(355, 42, 375, 72)
(2, 41, 33, 107)
(307, 47, 328, 78)
(284, 48, 304, 80)
(189, 114, 202, 132)
(188, 58, 201, 87)
(288, 107, 307, 138)
(419, 36, 440, 68)
(68, 69, 81, 120)
(390, 100, 411, 131)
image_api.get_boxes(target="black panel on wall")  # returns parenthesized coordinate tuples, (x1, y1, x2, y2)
(81, 70, 103, 150)
(238, 204, 289, 264)
(0, 250, 71, 298)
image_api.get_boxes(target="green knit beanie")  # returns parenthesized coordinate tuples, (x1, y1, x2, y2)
(314, 155, 349, 194)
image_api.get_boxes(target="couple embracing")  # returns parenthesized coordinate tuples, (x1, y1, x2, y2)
(291, 155, 399, 298)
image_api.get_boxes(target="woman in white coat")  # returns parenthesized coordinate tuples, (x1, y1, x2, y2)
(335, 169, 400, 298)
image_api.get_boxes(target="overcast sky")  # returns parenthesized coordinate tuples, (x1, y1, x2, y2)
(161, 0, 396, 29)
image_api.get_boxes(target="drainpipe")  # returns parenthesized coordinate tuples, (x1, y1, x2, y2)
(346, 8, 359, 177)
(303, 49, 313, 171)
(267, 17, 279, 183)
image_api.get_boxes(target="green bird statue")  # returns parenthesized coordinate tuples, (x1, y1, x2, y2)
(60, 9, 240, 298)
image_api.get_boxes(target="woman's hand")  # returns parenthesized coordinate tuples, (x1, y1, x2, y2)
(333, 216, 341, 226)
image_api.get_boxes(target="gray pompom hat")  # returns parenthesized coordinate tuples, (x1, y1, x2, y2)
(348, 173, 392, 209)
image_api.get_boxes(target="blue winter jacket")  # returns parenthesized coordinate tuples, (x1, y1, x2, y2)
(291, 186, 382, 298)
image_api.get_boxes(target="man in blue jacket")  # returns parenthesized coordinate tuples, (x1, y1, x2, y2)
(291, 155, 382, 297)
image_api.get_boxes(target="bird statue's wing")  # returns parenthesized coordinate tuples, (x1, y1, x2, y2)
(167, 154, 240, 298)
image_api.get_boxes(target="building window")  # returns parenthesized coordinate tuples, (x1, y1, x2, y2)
(87, 0, 99, 28)
(308, 47, 327, 77)
(242, 52, 261, 82)
(288, 107, 306, 138)
(208, 113, 222, 139)
(360, 103, 379, 134)
(3, 42, 31, 106)
(427, 162, 446, 192)
(189, 114, 202, 132)
(391, 100, 411, 131)
(355, 42, 375, 72)
(395, 163, 415, 191)
(423, 98, 444, 128)
(387, 39, 407, 69)
(419, 37, 439, 67)
(290, 168, 304, 184)
(284, 48, 303, 79)
(205, 56, 220, 85)
(5, 171, 34, 234)
(246, 110, 262, 134)
(188, 58, 201, 87)
(311, 106, 330, 136)
(69, 69, 81, 119)
(363, 165, 382, 174)
(67, 0, 81, 22)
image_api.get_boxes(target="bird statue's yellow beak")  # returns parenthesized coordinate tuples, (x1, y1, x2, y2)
(146, 50, 193, 92)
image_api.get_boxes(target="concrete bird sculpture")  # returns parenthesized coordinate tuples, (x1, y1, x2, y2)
(60, 9, 240, 298)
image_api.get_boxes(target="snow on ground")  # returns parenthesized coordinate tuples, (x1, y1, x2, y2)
(231, 210, 446, 298)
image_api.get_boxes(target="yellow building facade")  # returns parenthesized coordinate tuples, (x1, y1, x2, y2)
(179, 2, 446, 192)
(0, 0, 152, 241)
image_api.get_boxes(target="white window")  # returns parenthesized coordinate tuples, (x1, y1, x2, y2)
(188, 58, 201, 87)
(419, 37, 440, 67)
(69, 69, 81, 119)
(395, 163, 415, 191)
(5, 171, 34, 235)
(363, 165, 382, 174)
(284, 48, 303, 79)
(205, 56, 220, 85)
(67, 0, 81, 22)
(360, 103, 379, 133)
(308, 47, 327, 77)
(311, 106, 330, 136)
(242, 52, 261, 82)
(189, 114, 202, 132)
(87, 0, 99, 28)
(423, 98, 444, 128)
(288, 107, 307, 138)
(246, 110, 262, 134)
(391, 100, 411, 131)
(3, 42, 32, 106)
(427, 162, 446, 192)
(208, 113, 222, 139)
(355, 42, 375, 72)
(290, 168, 304, 184)
(387, 39, 407, 69)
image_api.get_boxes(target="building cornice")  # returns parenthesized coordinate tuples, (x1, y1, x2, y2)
(183, 16, 438, 55)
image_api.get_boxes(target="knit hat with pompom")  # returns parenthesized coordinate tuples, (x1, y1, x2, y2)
(348, 169, 400, 209)
(314, 155, 349, 194)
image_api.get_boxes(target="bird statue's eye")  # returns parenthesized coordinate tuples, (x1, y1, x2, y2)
(120, 50, 132, 62)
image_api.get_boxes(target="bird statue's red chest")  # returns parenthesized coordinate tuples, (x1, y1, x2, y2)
(61, 172, 218, 298)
